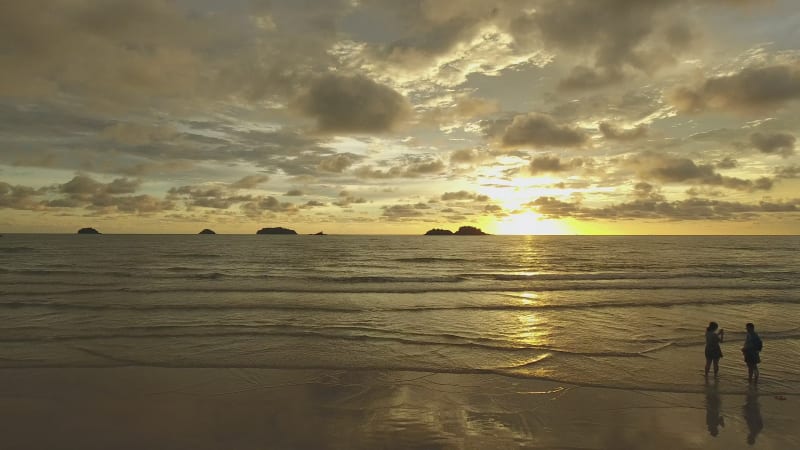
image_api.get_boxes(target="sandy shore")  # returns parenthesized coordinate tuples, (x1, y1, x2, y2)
(0, 368, 796, 449)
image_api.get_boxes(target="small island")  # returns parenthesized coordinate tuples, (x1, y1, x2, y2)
(425, 228, 453, 235)
(425, 226, 487, 236)
(77, 227, 101, 234)
(256, 227, 298, 235)
(199, 229, 216, 234)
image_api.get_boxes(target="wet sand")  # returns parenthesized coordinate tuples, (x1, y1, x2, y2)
(0, 368, 797, 449)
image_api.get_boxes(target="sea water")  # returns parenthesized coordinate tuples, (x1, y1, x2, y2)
(1, 235, 798, 394)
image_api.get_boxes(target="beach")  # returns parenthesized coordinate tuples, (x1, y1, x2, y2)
(1, 234, 798, 448)
(1, 367, 797, 449)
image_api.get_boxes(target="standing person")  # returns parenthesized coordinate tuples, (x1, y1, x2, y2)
(742, 323, 763, 383)
(705, 321, 724, 377)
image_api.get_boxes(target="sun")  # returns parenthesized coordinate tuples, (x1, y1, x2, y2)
(492, 211, 572, 235)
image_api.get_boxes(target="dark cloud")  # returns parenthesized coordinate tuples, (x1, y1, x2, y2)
(627, 152, 773, 191)
(599, 122, 648, 141)
(0, 182, 46, 210)
(59, 175, 141, 196)
(670, 64, 800, 113)
(354, 158, 446, 179)
(440, 191, 490, 202)
(167, 185, 255, 209)
(381, 202, 431, 219)
(716, 157, 738, 169)
(527, 196, 581, 217)
(521, 0, 695, 89)
(450, 148, 481, 164)
(750, 132, 796, 157)
(318, 153, 360, 173)
(775, 165, 800, 179)
(286, 189, 304, 196)
(527, 195, 799, 220)
(501, 113, 588, 148)
(333, 191, 367, 207)
(241, 196, 299, 217)
(529, 155, 586, 175)
(229, 175, 270, 190)
(295, 74, 411, 133)
(559, 66, 624, 91)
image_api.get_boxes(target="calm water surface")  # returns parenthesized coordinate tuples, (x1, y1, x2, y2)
(1, 235, 798, 394)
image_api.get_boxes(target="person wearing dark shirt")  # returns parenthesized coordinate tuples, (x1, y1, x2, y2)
(705, 321, 724, 377)
(742, 323, 763, 383)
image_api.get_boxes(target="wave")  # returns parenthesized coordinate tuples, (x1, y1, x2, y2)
(0, 246, 35, 253)
(0, 325, 661, 359)
(1, 354, 796, 396)
(461, 271, 798, 281)
(2, 295, 799, 313)
(393, 257, 470, 263)
(2, 281, 796, 298)
(307, 275, 468, 283)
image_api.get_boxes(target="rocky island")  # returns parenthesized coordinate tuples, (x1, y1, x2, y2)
(199, 229, 216, 234)
(425, 226, 487, 236)
(77, 227, 101, 234)
(256, 227, 298, 235)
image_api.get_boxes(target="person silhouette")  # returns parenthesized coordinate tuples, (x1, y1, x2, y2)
(705, 378, 724, 437)
(705, 321, 724, 377)
(742, 322, 762, 383)
(743, 386, 763, 445)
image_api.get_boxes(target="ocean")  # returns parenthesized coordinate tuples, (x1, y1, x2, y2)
(2, 234, 799, 395)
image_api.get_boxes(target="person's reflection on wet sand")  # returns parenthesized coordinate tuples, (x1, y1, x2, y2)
(705, 378, 724, 437)
(743, 386, 763, 445)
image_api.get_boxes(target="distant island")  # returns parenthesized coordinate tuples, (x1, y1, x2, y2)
(311, 231, 325, 235)
(425, 226, 487, 235)
(257, 227, 298, 235)
(199, 229, 216, 234)
(77, 227, 101, 234)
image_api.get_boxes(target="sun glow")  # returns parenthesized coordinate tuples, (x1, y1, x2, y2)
(492, 211, 572, 235)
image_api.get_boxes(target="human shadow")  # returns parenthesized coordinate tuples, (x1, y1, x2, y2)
(705, 378, 724, 437)
(743, 386, 763, 445)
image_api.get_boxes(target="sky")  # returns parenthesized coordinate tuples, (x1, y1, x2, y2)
(1, 0, 799, 235)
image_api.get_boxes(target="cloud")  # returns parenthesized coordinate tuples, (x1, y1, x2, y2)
(599, 122, 648, 141)
(440, 191, 489, 201)
(529, 155, 586, 175)
(167, 185, 255, 209)
(101, 123, 179, 146)
(294, 74, 411, 133)
(670, 64, 800, 113)
(318, 153, 360, 173)
(228, 175, 270, 190)
(750, 132, 796, 157)
(775, 165, 800, 179)
(559, 66, 625, 91)
(59, 175, 141, 196)
(354, 158, 446, 179)
(241, 196, 299, 218)
(333, 191, 367, 207)
(626, 152, 774, 191)
(501, 113, 588, 148)
(381, 202, 431, 220)
(521, 0, 696, 89)
(716, 157, 738, 169)
(0, 182, 46, 210)
(449, 148, 492, 165)
(527, 195, 799, 220)
(423, 95, 499, 128)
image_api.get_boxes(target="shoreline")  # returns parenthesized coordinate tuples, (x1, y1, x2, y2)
(1, 367, 796, 449)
